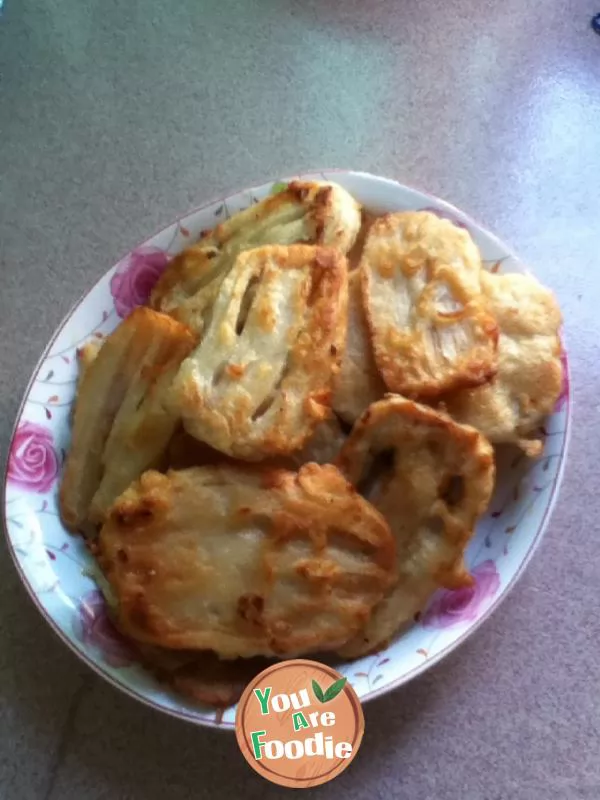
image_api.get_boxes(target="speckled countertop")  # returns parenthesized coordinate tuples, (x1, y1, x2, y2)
(1, 1, 599, 798)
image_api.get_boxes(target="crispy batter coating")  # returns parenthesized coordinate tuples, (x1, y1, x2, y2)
(288, 415, 347, 467)
(165, 415, 346, 473)
(97, 464, 396, 658)
(165, 426, 234, 471)
(332, 270, 386, 423)
(443, 271, 563, 456)
(151, 181, 361, 333)
(336, 396, 494, 657)
(346, 210, 378, 270)
(134, 644, 272, 707)
(60, 308, 196, 532)
(169, 244, 348, 460)
(60, 182, 565, 683)
(362, 212, 498, 398)
(76, 340, 103, 384)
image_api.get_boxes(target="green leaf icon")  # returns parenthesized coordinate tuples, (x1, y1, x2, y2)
(323, 677, 347, 702)
(270, 181, 288, 195)
(312, 677, 347, 703)
(312, 679, 325, 703)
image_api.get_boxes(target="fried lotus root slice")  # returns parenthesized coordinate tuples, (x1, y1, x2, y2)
(134, 644, 273, 708)
(165, 426, 235, 471)
(165, 415, 346, 473)
(59, 308, 196, 532)
(332, 270, 386, 424)
(362, 211, 498, 399)
(71, 340, 104, 427)
(335, 396, 494, 657)
(169, 244, 348, 460)
(288, 415, 347, 467)
(151, 181, 361, 333)
(97, 463, 396, 659)
(443, 271, 563, 457)
(76, 340, 103, 384)
(346, 210, 379, 271)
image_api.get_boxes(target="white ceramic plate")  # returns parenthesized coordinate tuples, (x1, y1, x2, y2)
(2, 170, 570, 729)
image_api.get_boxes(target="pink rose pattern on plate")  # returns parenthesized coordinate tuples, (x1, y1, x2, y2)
(7, 421, 59, 493)
(73, 590, 136, 668)
(109, 246, 169, 318)
(421, 560, 501, 630)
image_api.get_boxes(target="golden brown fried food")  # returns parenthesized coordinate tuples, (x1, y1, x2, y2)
(76, 340, 103, 384)
(134, 644, 273, 707)
(169, 244, 348, 460)
(60, 308, 196, 532)
(151, 181, 361, 333)
(288, 415, 347, 467)
(332, 270, 386, 423)
(97, 463, 396, 658)
(362, 211, 498, 398)
(90, 345, 198, 525)
(72, 340, 104, 431)
(165, 426, 233, 471)
(443, 271, 563, 456)
(346, 210, 378, 270)
(336, 396, 494, 657)
(166, 415, 346, 473)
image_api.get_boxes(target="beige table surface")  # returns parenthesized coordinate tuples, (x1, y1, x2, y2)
(1, 1, 599, 798)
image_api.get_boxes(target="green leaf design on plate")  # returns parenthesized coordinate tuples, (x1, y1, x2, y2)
(323, 677, 347, 702)
(312, 679, 325, 703)
(270, 181, 288, 195)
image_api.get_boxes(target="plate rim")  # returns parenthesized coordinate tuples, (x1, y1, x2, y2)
(1, 168, 572, 729)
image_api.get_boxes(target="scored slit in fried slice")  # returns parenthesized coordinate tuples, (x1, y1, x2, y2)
(59, 308, 196, 533)
(346, 209, 379, 271)
(169, 244, 348, 460)
(361, 211, 498, 399)
(332, 269, 386, 424)
(150, 181, 361, 334)
(335, 396, 495, 657)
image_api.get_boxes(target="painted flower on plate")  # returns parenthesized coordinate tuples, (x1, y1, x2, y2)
(73, 590, 136, 668)
(110, 247, 169, 318)
(7, 421, 59, 493)
(421, 560, 501, 629)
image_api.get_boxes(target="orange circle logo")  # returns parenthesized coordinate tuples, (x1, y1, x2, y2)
(235, 659, 364, 788)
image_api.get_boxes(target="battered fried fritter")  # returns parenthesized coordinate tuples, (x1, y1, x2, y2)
(336, 396, 494, 657)
(443, 271, 563, 456)
(97, 463, 396, 658)
(76, 340, 103, 384)
(151, 181, 361, 333)
(72, 340, 104, 430)
(362, 211, 498, 398)
(165, 415, 346, 472)
(134, 644, 273, 707)
(60, 308, 196, 532)
(90, 346, 199, 525)
(332, 270, 386, 423)
(289, 415, 347, 467)
(169, 244, 348, 460)
(165, 426, 233, 471)
(346, 210, 378, 270)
